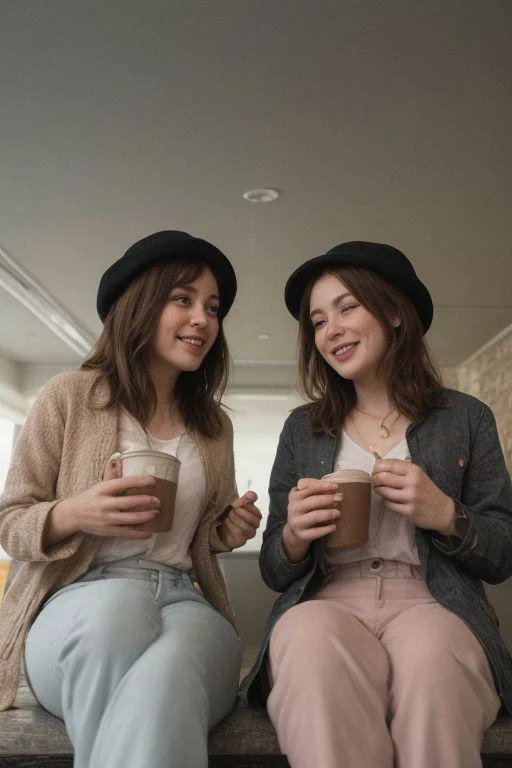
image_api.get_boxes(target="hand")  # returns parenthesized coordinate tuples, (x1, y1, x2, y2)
(45, 456, 161, 547)
(371, 458, 455, 533)
(282, 478, 341, 563)
(218, 491, 262, 550)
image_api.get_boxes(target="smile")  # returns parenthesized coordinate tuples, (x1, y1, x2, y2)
(178, 336, 205, 347)
(334, 342, 357, 357)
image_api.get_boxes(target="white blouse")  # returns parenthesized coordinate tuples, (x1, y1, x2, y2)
(324, 430, 420, 566)
(93, 412, 205, 569)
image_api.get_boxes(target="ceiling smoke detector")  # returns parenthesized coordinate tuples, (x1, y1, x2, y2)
(242, 188, 280, 203)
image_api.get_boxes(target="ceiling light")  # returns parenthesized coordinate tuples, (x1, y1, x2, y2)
(0, 244, 95, 357)
(242, 188, 280, 203)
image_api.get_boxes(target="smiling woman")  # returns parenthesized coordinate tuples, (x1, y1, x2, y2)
(0, 230, 261, 768)
(243, 239, 512, 768)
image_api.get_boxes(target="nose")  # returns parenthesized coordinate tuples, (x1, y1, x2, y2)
(326, 316, 345, 340)
(189, 303, 209, 328)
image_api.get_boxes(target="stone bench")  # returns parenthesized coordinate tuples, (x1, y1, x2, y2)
(1, 674, 512, 768)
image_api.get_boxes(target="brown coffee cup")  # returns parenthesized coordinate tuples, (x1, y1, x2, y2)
(121, 449, 180, 533)
(322, 469, 371, 549)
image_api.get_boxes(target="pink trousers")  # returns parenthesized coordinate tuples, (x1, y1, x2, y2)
(267, 559, 500, 768)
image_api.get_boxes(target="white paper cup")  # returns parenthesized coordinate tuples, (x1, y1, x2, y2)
(322, 469, 371, 549)
(121, 449, 180, 532)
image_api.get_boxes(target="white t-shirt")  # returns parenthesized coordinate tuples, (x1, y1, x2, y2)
(93, 412, 205, 569)
(324, 430, 420, 566)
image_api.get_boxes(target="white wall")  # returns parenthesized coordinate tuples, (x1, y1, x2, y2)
(224, 390, 303, 551)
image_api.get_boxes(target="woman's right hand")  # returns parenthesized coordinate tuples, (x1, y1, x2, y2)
(43, 461, 161, 548)
(282, 478, 341, 563)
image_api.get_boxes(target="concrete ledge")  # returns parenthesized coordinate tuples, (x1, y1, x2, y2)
(1, 676, 512, 766)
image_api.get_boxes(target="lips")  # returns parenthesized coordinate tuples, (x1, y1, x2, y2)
(177, 336, 206, 348)
(333, 342, 358, 358)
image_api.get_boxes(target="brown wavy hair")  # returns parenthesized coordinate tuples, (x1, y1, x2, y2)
(82, 259, 230, 438)
(297, 266, 445, 434)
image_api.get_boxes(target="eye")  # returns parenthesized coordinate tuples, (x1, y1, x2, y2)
(312, 318, 326, 330)
(206, 303, 220, 316)
(170, 294, 190, 306)
(340, 303, 358, 314)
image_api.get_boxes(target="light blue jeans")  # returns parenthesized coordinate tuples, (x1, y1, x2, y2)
(24, 557, 242, 768)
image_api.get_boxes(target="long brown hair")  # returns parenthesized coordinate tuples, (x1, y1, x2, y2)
(82, 259, 230, 438)
(297, 266, 444, 434)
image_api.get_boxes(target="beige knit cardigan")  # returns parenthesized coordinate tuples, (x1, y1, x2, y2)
(0, 369, 237, 711)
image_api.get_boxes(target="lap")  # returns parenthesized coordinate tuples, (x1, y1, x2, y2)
(25, 569, 240, 710)
(380, 600, 492, 675)
(268, 579, 490, 685)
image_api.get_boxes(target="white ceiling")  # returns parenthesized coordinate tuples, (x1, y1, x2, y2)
(1, 0, 511, 389)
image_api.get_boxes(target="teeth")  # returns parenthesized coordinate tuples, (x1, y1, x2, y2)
(181, 337, 203, 346)
(335, 343, 355, 356)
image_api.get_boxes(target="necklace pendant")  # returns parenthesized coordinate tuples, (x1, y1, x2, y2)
(380, 425, 390, 439)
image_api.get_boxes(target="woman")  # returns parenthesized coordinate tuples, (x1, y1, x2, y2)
(244, 240, 512, 768)
(0, 229, 261, 768)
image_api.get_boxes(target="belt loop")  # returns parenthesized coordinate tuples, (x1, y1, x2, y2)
(375, 575, 383, 604)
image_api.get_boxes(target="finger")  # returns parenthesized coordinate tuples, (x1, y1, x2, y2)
(231, 490, 258, 509)
(294, 508, 340, 531)
(299, 523, 338, 541)
(109, 494, 161, 511)
(241, 490, 258, 504)
(293, 493, 343, 515)
(224, 516, 257, 538)
(104, 475, 157, 493)
(296, 478, 338, 493)
(231, 506, 262, 528)
(372, 472, 407, 489)
(373, 485, 407, 503)
(373, 459, 411, 476)
(103, 454, 122, 481)
(108, 508, 159, 526)
(230, 505, 262, 524)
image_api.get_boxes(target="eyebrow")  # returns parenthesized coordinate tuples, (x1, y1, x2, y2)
(309, 291, 354, 320)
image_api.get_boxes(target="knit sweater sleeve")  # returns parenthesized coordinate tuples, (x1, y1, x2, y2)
(0, 374, 84, 562)
(208, 411, 239, 554)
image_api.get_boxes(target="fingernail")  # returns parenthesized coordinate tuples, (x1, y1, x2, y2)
(333, 493, 344, 502)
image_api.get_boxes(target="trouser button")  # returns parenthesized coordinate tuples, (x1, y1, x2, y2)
(371, 559, 381, 570)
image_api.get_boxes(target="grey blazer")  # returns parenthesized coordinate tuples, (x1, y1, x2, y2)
(243, 389, 512, 712)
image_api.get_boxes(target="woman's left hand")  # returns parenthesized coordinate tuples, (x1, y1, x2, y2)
(371, 458, 455, 533)
(218, 491, 262, 550)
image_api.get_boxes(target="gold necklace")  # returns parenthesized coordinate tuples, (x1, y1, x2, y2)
(353, 406, 400, 439)
(347, 416, 382, 458)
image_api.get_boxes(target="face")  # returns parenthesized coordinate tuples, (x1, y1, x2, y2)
(148, 267, 220, 378)
(309, 272, 390, 386)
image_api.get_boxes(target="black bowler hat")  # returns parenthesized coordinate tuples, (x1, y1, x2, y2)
(97, 230, 237, 321)
(284, 241, 433, 333)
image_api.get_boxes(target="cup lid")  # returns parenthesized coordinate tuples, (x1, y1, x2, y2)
(322, 469, 371, 482)
(121, 449, 180, 466)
